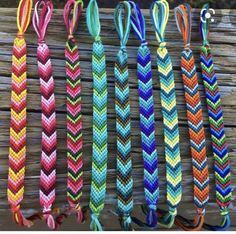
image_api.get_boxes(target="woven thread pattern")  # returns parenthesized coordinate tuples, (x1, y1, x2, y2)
(114, 1, 133, 230)
(7, 0, 35, 228)
(33, 0, 57, 229)
(89, 40, 108, 231)
(201, 45, 231, 215)
(87, 0, 108, 231)
(174, 3, 209, 230)
(65, 24, 83, 219)
(200, 4, 231, 230)
(61, 0, 84, 226)
(129, 1, 158, 228)
(150, 0, 182, 228)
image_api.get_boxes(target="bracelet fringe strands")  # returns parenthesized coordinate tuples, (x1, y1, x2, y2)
(129, 1, 159, 228)
(150, 0, 182, 228)
(200, 4, 232, 231)
(55, 0, 84, 229)
(114, 1, 134, 230)
(174, 3, 210, 230)
(7, 0, 42, 227)
(86, 0, 108, 231)
(32, 0, 58, 229)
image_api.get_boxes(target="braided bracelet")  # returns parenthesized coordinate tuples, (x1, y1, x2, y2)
(55, 0, 84, 229)
(150, 0, 182, 229)
(174, 4, 210, 231)
(7, 0, 42, 228)
(128, 1, 159, 228)
(200, 4, 232, 231)
(87, 0, 108, 231)
(32, 0, 58, 229)
(114, 2, 133, 231)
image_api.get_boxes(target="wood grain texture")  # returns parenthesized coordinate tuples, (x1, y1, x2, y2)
(0, 8, 235, 230)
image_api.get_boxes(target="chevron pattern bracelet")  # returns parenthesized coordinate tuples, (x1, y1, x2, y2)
(200, 4, 232, 231)
(32, 0, 58, 229)
(87, 0, 108, 231)
(151, 0, 182, 229)
(174, 3, 210, 231)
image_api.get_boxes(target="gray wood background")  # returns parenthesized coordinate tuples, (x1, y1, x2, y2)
(0, 8, 235, 231)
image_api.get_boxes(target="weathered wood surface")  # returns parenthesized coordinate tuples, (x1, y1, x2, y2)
(0, 8, 235, 230)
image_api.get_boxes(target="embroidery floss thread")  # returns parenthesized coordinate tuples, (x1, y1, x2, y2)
(200, 4, 232, 231)
(174, 4, 210, 231)
(8, 0, 42, 227)
(114, 1, 133, 230)
(86, 0, 108, 231)
(150, 0, 182, 228)
(129, 1, 159, 228)
(55, 0, 84, 228)
(32, 0, 58, 229)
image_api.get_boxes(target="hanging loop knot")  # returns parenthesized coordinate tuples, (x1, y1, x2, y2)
(74, 204, 84, 223)
(200, 3, 210, 46)
(159, 41, 166, 48)
(146, 204, 157, 228)
(174, 3, 192, 49)
(114, 1, 131, 52)
(129, 1, 147, 46)
(32, 0, 53, 45)
(221, 208, 229, 216)
(16, 32, 24, 39)
(141, 40, 148, 47)
(12, 204, 20, 213)
(170, 207, 177, 216)
(120, 214, 133, 230)
(197, 208, 205, 216)
(151, 0, 169, 47)
(64, 0, 83, 39)
(43, 207, 55, 230)
(11, 205, 33, 227)
(86, 0, 102, 41)
(95, 35, 101, 42)
(16, 0, 33, 37)
(120, 45, 127, 52)
(90, 212, 103, 231)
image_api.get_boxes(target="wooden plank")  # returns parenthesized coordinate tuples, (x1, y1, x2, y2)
(0, 8, 235, 230)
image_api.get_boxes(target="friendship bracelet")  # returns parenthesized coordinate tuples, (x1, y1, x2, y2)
(150, 0, 182, 229)
(55, 0, 84, 229)
(174, 4, 210, 231)
(86, 0, 108, 231)
(7, 0, 41, 228)
(200, 4, 232, 231)
(114, 1, 133, 230)
(129, 1, 159, 228)
(32, 0, 58, 229)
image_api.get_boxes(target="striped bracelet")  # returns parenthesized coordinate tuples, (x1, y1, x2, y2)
(32, 0, 58, 229)
(200, 4, 232, 231)
(87, 0, 108, 231)
(151, 0, 182, 229)
(114, 1, 133, 230)
(7, 0, 39, 228)
(174, 4, 210, 231)
(55, 0, 84, 229)
(129, 1, 159, 228)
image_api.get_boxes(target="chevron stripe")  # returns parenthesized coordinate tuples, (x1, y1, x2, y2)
(137, 45, 159, 213)
(88, 36, 108, 230)
(115, 48, 133, 223)
(180, 49, 210, 211)
(200, 46, 231, 213)
(7, 0, 34, 228)
(65, 38, 83, 211)
(157, 47, 182, 211)
(37, 42, 57, 218)
(32, 1, 57, 229)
